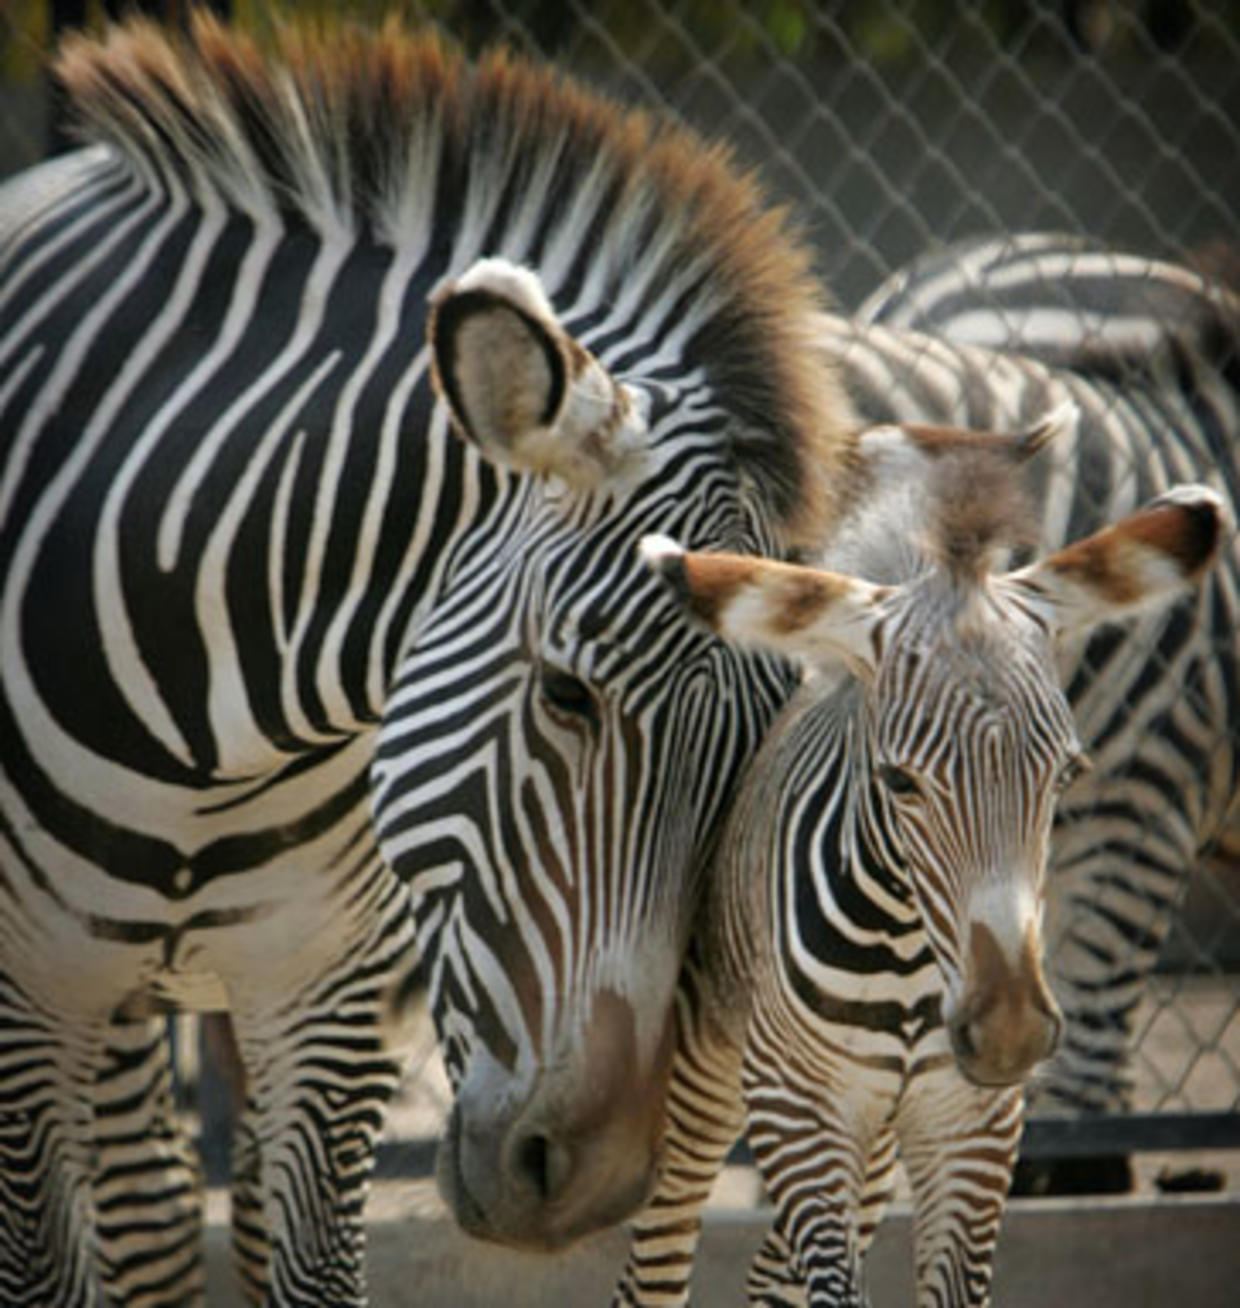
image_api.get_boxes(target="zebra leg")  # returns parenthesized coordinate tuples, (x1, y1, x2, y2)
(745, 1215, 805, 1306)
(743, 1095, 873, 1307)
(227, 914, 414, 1308)
(92, 1015, 205, 1307)
(855, 1126, 897, 1258)
(229, 1014, 405, 1307)
(0, 974, 105, 1307)
(744, 1129, 892, 1306)
(229, 1096, 270, 1306)
(612, 973, 745, 1308)
(898, 1081, 1024, 1308)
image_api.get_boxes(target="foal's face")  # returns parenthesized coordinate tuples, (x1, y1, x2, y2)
(867, 583, 1078, 1084)
(641, 428, 1225, 1090)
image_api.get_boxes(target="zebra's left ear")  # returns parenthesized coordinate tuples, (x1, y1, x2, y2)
(1010, 485, 1228, 634)
(639, 535, 887, 677)
(429, 258, 648, 487)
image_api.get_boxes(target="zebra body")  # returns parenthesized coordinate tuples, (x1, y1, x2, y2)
(0, 18, 852, 1303)
(618, 427, 1225, 1307)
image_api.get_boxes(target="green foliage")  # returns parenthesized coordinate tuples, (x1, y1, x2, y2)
(4, 0, 1238, 86)
(1, 0, 51, 83)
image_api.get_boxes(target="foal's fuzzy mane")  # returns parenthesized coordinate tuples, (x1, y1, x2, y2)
(925, 449, 1040, 582)
(55, 16, 855, 545)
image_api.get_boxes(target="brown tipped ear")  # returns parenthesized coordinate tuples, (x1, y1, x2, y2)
(429, 258, 648, 487)
(639, 535, 886, 674)
(1010, 484, 1227, 633)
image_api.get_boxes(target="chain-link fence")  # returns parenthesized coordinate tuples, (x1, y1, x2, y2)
(2, 0, 1238, 1195)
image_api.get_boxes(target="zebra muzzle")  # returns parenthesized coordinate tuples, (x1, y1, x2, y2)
(436, 990, 671, 1249)
(946, 920, 1063, 1087)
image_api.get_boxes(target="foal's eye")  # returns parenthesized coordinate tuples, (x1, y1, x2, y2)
(1056, 754, 1092, 793)
(541, 667, 598, 724)
(877, 763, 920, 798)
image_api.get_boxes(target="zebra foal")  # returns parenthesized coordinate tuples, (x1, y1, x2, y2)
(617, 410, 1226, 1307)
(855, 233, 1240, 1177)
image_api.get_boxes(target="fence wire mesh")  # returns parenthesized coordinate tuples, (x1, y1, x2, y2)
(1, 0, 1237, 1192)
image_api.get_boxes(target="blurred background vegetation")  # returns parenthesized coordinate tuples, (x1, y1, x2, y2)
(4, 1, 1238, 81)
(1, 2, 1237, 301)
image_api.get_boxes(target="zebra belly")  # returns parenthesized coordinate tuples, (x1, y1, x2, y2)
(0, 733, 391, 1019)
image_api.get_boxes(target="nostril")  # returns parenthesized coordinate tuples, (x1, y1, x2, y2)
(512, 1130, 571, 1202)
(516, 1132, 550, 1198)
(951, 1016, 978, 1065)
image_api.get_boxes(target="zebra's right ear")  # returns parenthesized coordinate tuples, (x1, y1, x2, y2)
(429, 258, 648, 488)
(639, 535, 887, 678)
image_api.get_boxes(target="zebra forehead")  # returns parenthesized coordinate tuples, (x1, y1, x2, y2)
(875, 616, 1066, 728)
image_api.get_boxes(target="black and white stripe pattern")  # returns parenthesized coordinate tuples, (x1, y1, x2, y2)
(0, 18, 852, 1302)
(614, 422, 1228, 1306)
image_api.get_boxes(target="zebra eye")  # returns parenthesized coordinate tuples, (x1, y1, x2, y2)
(877, 763, 920, 798)
(1057, 753, 1091, 793)
(540, 667, 598, 725)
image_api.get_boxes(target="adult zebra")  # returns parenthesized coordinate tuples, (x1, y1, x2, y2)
(0, 16, 853, 1306)
(851, 235, 1240, 1175)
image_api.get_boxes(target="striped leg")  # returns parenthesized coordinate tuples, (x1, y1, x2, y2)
(229, 1101, 270, 1306)
(856, 1127, 898, 1257)
(232, 1021, 403, 1306)
(613, 973, 745, 1307)
(744, 1083, 874, 1306)
(229, 904, 414, 1307)
(899, 1081, 1023, 1308)
(0, 975, 103, 1307)
(746, 1215, 804, 1306)
(93, 1016, 205, 1307)
(745, 1126, 894, 1305)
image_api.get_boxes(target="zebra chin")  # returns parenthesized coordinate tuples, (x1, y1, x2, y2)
(435, 991, 674, 1250)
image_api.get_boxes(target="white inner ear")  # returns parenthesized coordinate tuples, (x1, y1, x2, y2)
(454, 308, 558, 448)
(719, 572, 885, 682)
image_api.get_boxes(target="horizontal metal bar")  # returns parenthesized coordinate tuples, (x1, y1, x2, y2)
(200, 1111, 1240, 1187)
(1018, 1112, 1240, 1159)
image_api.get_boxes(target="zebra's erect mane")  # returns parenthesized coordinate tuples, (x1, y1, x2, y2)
(55, 15, 854, 546)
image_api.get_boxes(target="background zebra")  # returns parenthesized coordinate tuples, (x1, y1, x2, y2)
(849, 236, 1240, 1186)
(0, 16, 856, 1305)
(617, 429, 1224, 1307)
